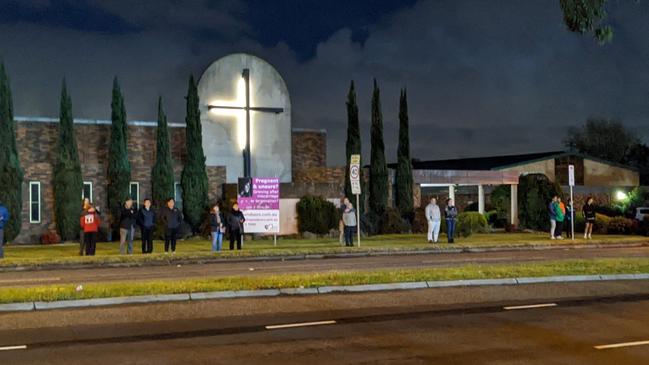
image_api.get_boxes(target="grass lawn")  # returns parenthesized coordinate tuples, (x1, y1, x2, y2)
(1, 233, 647, 268)
(1, 258, 648, 304)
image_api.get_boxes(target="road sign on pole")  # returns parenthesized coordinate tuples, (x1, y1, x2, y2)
(350, 154, 361, 247)
(569, 164, 575, 240)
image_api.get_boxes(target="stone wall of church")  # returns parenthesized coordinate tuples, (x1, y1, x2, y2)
(13, 120, 229, 244)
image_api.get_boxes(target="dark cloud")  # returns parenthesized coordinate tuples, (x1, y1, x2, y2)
(1, 0, 648, 167)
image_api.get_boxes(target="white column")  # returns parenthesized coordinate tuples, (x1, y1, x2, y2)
(449, 184, 455, 202)
(478, 184, 485, 214)
(510, 184, 518, 226)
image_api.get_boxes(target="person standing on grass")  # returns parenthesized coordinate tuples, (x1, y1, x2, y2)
(80, 198, 101, 256)
(583, 196, 596, 239)
(119, 198, 137, 254)
(553, 197, 565, 239)
(425, 197, 441, 243)
(444, 198, 458, 244)
(227, 202, 245, 250)
(549, 195, 558, 239)
(342, 198, 357, 247)
(338, 196, 347, 245)
(0, 202, 9, 259)
(210, 203, 225, 253)
(80, 203, 101, 256)
(161, 198, 183, 254)
(136, 198, 156, 254)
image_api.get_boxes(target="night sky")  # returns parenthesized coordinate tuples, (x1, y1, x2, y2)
(1, 0, 648, 166)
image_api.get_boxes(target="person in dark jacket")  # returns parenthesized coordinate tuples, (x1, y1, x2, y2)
(161, 198, 183, 254)
(210, 203, 225, 252)
(227, 202, 245, 250)
(583, 196, 596, 239)
(119, 199, 137, 255)
(444, 198, 458, 243)
(136, 198, 156, 254)
(0, 202, 9, 259)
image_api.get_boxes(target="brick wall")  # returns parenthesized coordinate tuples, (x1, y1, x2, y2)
(291, 129, 326, 171)
(13, 120, 225, 244)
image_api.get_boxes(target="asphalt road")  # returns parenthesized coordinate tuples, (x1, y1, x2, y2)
(1, 246, 648, 287)
(1, 280, 649, 364)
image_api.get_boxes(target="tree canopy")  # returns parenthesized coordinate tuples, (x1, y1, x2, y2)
(559, 0, 613, 44)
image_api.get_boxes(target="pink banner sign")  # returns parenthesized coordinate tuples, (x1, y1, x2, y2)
(238, 177, 280, 210)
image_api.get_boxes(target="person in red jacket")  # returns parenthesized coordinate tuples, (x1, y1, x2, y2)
(80, 205, 101, 256)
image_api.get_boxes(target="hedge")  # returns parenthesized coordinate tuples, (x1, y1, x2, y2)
(296, 196, 338, 235)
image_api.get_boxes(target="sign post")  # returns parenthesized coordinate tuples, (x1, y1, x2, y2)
(568, 164, 575, 241)
(350, 154, 362, 247)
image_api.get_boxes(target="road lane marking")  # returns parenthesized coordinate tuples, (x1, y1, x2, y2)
(265, 320, 337, 330)
(0, 345, 27, 351)
(503, 303, 558, 310)
(595, 340, 649, 350)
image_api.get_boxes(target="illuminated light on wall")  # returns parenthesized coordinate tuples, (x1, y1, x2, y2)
(209, 77, 252, 150)
(615, 190, 628, 201)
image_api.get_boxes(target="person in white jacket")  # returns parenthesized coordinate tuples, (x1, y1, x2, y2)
(425, 197, 441, 243)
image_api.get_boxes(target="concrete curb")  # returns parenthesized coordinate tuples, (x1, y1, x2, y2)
(1, 241, 648, 272)
(2, 273, 649, 313)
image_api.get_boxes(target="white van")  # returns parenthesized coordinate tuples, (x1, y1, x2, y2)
(635, 207, 649, 221)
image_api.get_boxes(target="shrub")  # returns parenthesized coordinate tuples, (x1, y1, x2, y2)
(595, 204, 623, 217)
(412, 207, 427, 234)
(457, 212, 488, 237)
(638, 216, 649, 236)
(464, 202, 495, 212)
(41, 231, 61, 245)
(606, 216, 636, 235)
(296, 195, 338, 235)
(593, 213, 611, 234)
(380, 207, 411, 234)
(518, 174, 563, 231)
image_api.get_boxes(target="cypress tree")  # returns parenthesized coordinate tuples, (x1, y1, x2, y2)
(181, 75, 208, 232)
(106, 77, 131, 235)
(53, 80, 83, 241)
(344, 81, 364, 213)
(151, 97, 175, 208)
(369, 79, 388, 217)
(395, 88, 414, 220)
(0, 62, 23, 241)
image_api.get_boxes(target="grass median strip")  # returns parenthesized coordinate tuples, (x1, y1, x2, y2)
(1, 258, 649, 304)
(1, 234, 646, 269)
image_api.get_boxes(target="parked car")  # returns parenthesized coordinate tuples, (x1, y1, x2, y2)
(634, 207, 649, 221)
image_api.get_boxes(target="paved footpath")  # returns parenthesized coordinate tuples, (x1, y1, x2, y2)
(1, 280, 648, 364)
(1, 246, 648, 287)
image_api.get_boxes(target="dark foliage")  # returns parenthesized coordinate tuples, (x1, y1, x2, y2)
(394, 89, 414, 220)
(53, 80, 83, 241)
(296, 195, 338, 235)
(518, 174, 563, 231)
(0, 62, 23, 241)
(369, 79, 388, 217)
(181, 75, 209, 232)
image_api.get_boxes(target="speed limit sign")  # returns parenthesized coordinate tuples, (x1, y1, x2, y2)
(350, 154, 361, 195)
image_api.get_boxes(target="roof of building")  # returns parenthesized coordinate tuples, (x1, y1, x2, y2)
(387, 150, 638, 172)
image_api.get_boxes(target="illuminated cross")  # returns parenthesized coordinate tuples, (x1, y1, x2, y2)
(207, 69, 284, 178)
